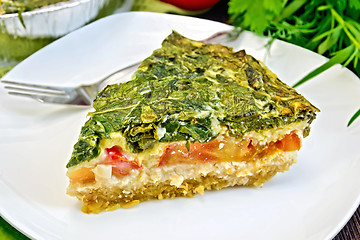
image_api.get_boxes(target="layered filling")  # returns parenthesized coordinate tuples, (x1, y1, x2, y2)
(67, 122, 304, 189)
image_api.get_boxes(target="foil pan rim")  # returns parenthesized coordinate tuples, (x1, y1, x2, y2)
(0, 0, 132, 38)
(0, 0, 92, 19)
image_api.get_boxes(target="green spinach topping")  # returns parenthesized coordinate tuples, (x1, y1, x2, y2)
(67, 31, 318, 168)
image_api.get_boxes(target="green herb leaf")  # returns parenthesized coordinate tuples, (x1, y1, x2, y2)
(185, 141, 191, 152)
(348, 108, 360, 127)
(0, 216, 29, 240)
(228, 0, 283, 34)
(293, 45, 356, 87)
(349, 0, 360, 10)
(317, 26, 342, 54)
(17, 12, 26, 29)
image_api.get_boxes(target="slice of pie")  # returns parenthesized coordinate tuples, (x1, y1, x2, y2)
(66, 31, 319, 213)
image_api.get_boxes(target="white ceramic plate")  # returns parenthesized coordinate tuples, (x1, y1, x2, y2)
(1, 12, 360, 240)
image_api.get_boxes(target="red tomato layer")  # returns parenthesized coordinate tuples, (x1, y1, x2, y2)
(104, 146, 142, 176)
(158, 131, 301, 166)
(69, 131, 301, 183)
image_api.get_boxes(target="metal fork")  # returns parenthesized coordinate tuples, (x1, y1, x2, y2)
(1, 28, 240, 106)
(1, 62, 140, 106)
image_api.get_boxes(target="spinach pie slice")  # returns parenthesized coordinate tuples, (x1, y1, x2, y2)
(66, 31, 319, 213)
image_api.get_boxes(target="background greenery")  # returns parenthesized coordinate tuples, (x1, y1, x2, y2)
(0, 217, 29, 240)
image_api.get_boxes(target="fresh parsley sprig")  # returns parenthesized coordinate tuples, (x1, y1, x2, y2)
(228, 0, 360, 126)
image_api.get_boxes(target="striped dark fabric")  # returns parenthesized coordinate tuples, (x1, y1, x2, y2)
(334, 206, 360, 239)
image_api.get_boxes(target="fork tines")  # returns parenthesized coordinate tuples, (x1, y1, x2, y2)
(0, 80, 75, 104)
(2, 80, 67, 96)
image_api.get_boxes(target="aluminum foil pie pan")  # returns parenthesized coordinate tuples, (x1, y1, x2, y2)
(0, 0, 133, 38)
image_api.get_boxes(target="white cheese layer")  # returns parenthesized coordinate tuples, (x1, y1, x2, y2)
(74, 150, 297, 193)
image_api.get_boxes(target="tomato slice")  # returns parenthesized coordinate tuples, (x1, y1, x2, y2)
(158, 132, 301, 167)
(158, 138, 254, 166)
(105, 146, 142, 176)
(106, 146, 127, 161)
(275, 131, 301, 151)
(158, 141, 221, 166)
